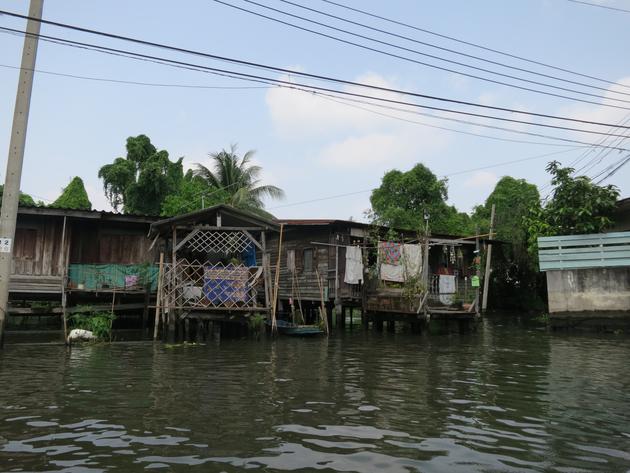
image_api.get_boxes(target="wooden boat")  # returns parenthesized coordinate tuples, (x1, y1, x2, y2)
(269, 319, 325, 336)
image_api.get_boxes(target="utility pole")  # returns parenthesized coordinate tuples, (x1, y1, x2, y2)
(481, 204, 496, 312)
(0, 0, 44, 348)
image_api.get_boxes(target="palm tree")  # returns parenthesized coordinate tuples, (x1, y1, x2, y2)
(194, 145, 284, 216)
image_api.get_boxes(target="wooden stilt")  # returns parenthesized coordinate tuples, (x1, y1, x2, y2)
(153, 252, 164, 341)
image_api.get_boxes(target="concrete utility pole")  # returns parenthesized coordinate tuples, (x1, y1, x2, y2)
(481, 204, 496, 312)
(0, 0, 44, 348)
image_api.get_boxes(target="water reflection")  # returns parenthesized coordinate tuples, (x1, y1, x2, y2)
(1, 319, 629, 472)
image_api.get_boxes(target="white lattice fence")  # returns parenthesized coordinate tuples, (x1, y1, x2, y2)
(160, 259, 263, 309)
(181, 230, 254, 255)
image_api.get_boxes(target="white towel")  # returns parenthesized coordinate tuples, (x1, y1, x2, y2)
(380, 263, 405, 282)
(438, 274, 456, 305)
(344, 246, 364, 284)
(402, 244, 422, 278)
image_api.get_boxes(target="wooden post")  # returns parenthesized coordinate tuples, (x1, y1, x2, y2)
(59, 215, 68, 343)
(315, 268, 329, 335)
(271, 223, 284, 333)
(422, 235, 430, 319)
(475, 229, 481, 316)
(360, 239, 368, 330)
(481, 204, 496, 313)
(153, 252, 164, 341)
(261, 231, 271, 313)
(168, 227, 177, 343)
(334, 244, 341, 322)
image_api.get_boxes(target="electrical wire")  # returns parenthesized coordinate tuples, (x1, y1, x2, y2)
(275, 0, 630, 98)
(3, 26, 629, 146)
(566, 0, 630, 14)
(0, 11, 629, 131)
(0, 63, 273, 89)
(267, 147, 586, 210)
(217, 0, 630, 109)
(318, 0, 630, 89)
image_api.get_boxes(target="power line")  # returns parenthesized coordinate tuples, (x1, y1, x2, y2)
(212, 0, 630, 110)
(566, 0, 630, 14)
(268, 147, 585, 210)
(1, 30, 630, 144)
(1, 11, 629, 131)
(311, 91, 630, 150)
(3, 51, 628, 152)
(318, 0, 630, 90)
(0, 64, 273, 89)
(275, 0, 630, 99)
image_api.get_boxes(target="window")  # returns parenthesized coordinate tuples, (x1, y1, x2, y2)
(303, 248, 313, 272)
(287, 249, 295, 272)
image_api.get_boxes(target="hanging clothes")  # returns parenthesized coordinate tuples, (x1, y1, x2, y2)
(242, 243, 257, 267)
(344, 246, 364, 284)
(402, 244, 423, 278)
(438, 274, 456, 305)
(379, 241, 404, 282)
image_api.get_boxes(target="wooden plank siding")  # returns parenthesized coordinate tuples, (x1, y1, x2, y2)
(267, 224, 365, 303)
(267, 227, 332, 302)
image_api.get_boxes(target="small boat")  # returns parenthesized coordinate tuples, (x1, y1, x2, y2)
(269, 319, 325, 336)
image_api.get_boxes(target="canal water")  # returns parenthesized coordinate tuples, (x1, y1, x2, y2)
(1, 318, 629, 472)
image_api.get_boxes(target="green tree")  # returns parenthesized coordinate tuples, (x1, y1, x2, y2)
(472, 176, 543, 310)
(369, 163, 472, 235)
(472, 176, 540, 261)
(526, 161, 620, 254)
(50, 176, 92, 210)
(160, 171, 231, 216)
(194, 145, 284, 216)
(0, 185, 36, 206)
(98, 135, 183, 215)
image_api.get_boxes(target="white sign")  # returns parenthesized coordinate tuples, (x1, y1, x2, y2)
(0, 238, 12, 253)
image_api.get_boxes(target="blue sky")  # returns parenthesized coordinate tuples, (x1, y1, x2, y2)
(1, 0, 629, 220)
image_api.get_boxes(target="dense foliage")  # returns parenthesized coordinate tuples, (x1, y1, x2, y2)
(369, 163, 472, 235)
(50, 176, 92, 210)
(525, 161, 620, 254)
(471, 176, 544, 310)
(0, 184, 36, 206)
(160, 171, 230, 216)
(193, 145, 284, 218)
(98, 135, 183, 215)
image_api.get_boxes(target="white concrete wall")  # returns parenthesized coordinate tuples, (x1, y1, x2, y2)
(546, 267, 630, 313)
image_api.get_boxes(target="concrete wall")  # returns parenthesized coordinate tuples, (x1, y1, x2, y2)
(546, 267, 630, 313)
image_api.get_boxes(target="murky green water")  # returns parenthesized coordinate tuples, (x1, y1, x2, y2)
(1, 318, 629, 472)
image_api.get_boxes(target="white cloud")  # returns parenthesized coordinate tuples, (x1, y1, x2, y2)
(266, 70, 451, 171)
(464, 171, 499, 190)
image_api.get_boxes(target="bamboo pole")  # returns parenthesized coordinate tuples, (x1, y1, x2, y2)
(59, 215, 68, 343)
(153, 252, 164, 341)
(270, 223, 284, 333)
(481, 204, 496, 312)
(315, 268, 329, 335)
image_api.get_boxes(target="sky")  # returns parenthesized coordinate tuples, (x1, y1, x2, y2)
(1, 0, 629, 221)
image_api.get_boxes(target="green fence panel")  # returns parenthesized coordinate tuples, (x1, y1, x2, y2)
(67, 264, 158, 291)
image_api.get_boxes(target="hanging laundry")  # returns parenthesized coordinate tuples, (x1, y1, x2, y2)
(379, 241, 402, 265)
(344, 246, 364, 284)
(438, 274, 456, 305)
(379, 241, 404, 282)
(402, 244, 423, 278)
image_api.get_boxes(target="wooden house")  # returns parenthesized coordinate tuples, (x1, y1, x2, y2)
(268, 219, 480, 329)
(8, 206, 158, 333)
(148, 205, 278, 340)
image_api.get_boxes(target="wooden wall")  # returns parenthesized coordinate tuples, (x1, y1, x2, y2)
(12, 215, 66, 277)
(69, 221, 154, 264)
(268, 225, 365, 304)
(268, 227, 332, 302)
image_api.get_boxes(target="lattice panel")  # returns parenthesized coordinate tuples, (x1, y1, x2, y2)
(160, 259, 263, 310)
(183, 230, 252, 255)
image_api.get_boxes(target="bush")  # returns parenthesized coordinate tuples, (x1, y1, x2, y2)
(69, 306, 116, 340)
